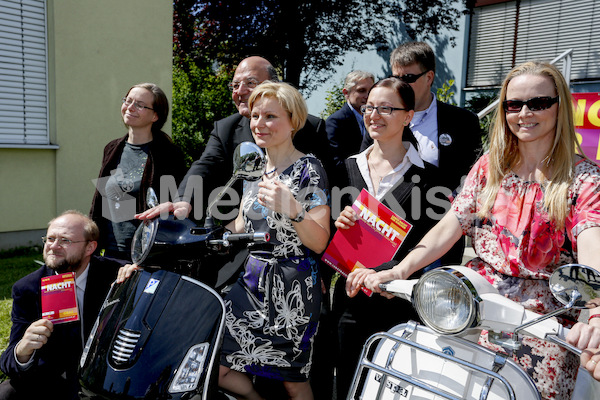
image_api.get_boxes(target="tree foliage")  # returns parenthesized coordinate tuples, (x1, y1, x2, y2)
(174, 0, 473, 94)
(320, 79, 346, 120)
(171, 0, 474, 162)
(172, 55, 237, 166)
(465, 90, 499, 151)
(435, 79, 456, 105)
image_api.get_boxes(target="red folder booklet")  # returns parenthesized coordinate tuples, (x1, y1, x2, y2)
(41, 272, 79, 324)
(322, 189, 412, 296)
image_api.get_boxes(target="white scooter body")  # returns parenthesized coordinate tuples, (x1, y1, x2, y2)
(348, 265, 600, 399)
(353, 322, 539, 400)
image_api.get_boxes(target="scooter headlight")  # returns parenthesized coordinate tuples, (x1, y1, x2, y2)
(413, 268, 480, 335)
(131, 219, 158, 264)
(169, 343, 210, 393)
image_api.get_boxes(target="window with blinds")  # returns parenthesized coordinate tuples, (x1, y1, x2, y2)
(0, 0, 48, 146)
(467, 0, 600, 88)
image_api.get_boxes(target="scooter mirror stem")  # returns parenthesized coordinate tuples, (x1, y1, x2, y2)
(203, 215, 215, 229)
(514, 290, 581, 335)
(204, 175, 239, 227)
(203, 142, 266, 229)
(545, 334, 582, 356)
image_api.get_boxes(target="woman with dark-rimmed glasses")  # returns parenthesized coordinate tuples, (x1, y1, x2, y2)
(333, 77, 456, 399)
(89, 83, 187, 261)
(357, 61, 600, 399)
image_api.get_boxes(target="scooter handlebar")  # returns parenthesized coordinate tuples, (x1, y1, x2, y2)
(225, 232, 270, 243)
(379, 280, 416, 301)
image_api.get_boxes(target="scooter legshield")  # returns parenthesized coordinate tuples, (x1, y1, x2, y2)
(79, 269, 226, 400)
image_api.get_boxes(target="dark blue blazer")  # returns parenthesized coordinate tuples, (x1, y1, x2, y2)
(0, 256, 123, 399)
(326, 103, 364, 187)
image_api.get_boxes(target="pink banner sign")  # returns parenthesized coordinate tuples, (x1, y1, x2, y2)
(573, 92, 600, 165)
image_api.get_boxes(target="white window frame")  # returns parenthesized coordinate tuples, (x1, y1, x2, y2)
(0, 0, 54, 148)
(466, 0, 600, 88)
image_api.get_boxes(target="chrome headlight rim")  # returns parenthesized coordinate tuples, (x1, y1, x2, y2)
(412, 267, 481, 335)
(131, 219, 158, 265)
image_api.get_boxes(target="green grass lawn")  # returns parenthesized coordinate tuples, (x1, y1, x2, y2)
(0, 247, 42, 380)
(0, 247, 43, 300)
(0, 299, 10, 381)
(0, 299, 11, 351)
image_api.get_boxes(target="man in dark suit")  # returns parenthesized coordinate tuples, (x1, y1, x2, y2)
(139, 56, 332, 222)
(361, 42, 481, 202)
(0, 211, 124, 400)
(326, 70, 374, 188)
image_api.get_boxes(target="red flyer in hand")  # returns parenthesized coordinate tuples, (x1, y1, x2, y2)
(322, 189, 412, 296)
(41, 272, 79, 324)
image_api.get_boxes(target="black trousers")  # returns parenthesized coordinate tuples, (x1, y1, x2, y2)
(0, 380, 17, 400)
(310, 292, 336, 399)
(333, 280, 421, 400)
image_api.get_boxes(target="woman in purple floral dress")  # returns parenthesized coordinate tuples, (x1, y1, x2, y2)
(218, 82, 330, 400)
(348, 61, 600, 399)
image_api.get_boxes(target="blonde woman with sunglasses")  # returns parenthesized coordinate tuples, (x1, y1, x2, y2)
(353, 61, 600, 400)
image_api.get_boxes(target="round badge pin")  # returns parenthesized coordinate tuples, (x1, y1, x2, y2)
(439, 133, 452, 146)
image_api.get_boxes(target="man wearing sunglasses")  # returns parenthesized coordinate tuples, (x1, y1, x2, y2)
(361, 41, 481, 263)
(0, 211, 124, 400)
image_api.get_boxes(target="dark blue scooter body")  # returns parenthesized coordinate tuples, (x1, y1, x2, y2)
(79, 141, 269, 400)
(79, 267, 225, 399)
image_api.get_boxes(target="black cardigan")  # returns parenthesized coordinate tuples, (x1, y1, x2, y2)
(89, 131, 187, 250)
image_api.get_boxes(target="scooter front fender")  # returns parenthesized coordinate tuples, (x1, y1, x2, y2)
(79, 269, 226, 400)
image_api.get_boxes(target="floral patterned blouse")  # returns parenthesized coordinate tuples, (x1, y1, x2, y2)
(452, 154, 600, 315)
(241, 155, 329, 260)
(451, 154, 600, 400)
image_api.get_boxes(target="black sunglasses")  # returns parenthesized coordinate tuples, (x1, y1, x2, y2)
(392, 70, 428, 84)
(503, 96, 559, 113)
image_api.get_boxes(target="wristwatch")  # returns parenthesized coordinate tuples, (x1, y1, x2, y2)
(290, 208, 305, 223)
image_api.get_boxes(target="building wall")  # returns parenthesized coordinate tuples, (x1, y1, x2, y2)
(0, 0, 173, 250)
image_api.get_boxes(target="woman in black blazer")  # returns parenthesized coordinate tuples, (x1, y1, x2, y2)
(332, 77, 450, 398)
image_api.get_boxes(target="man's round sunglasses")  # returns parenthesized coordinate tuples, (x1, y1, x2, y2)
(228, 78, 260, 92)
(392, 70, 428, 84)
(503, 96, 559, 113)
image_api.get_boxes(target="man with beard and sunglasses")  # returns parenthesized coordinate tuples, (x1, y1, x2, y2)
(0, 210, 125, 400)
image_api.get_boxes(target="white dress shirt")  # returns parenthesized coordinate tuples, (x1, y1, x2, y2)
(349, 142, 424, 200)
(411, 94, 439, 167)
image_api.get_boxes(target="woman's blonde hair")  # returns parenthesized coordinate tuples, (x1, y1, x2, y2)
(248, 81, 308, 137)
(480, 61, 583, 228)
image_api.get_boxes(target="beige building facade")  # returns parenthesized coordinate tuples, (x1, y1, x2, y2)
(0, 0, 173, 250)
